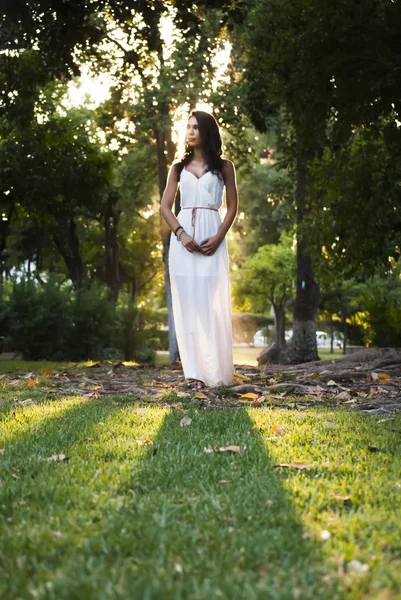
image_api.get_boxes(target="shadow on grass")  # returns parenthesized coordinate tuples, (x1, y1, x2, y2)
(0, 401, 344, 599)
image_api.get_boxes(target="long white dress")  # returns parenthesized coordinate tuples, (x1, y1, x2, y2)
(168, 166, 234, 387)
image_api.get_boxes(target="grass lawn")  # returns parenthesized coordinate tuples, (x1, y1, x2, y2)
(1, 375, 400, 599)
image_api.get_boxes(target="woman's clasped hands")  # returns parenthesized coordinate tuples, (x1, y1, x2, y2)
(180, 231, 223, 256)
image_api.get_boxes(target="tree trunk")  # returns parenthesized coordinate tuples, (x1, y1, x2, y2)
(257, 302, 286, 366)
(52, 217, 86, 290)
(156, 127, 180, 365)
(330, 313, 334, 354)
(282, 138, 320, 364)
(104, 203, 121, 304)
(342, 306, 347, 355)
(274, 303, 286, 346)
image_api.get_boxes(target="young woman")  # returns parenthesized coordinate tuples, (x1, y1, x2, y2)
(161, 110, 238, 390)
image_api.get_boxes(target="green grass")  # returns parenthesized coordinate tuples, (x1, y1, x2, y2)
(0, 381, 400, 599)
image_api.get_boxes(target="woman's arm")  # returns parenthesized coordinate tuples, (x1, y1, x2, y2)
(160, 163, 182, 234)
(160, 163, 203, 254)
(216, 159, 238, 240)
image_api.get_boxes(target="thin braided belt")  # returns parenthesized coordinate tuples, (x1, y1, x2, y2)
(181, 205, 219, 240)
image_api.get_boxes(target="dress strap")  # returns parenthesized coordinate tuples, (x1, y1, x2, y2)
(181, 206, 219, 240)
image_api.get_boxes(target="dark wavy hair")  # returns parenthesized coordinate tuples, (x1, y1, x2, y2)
(174, 110, 225, 181)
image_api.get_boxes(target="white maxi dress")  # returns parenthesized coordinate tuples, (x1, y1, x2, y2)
(168, 166, 234, 387)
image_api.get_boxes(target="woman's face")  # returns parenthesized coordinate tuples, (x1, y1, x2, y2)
(186, 117, 202, 147)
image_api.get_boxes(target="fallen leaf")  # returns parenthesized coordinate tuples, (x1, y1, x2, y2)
(47, 454, 68, 462)
(203, 447, 214, 454)
(250, 424, 263, 431)
(333, 495, 352, 505)
(28, 380, 38, 387)
(233, 373, 251, 383)
(21, 372, 34, 379)
(371, 372, 391, 381)
(194, 391, 207, 399)
(174, 563, 183, 574)
(219, 445, 241, 454)
(136, 438, 153, 446)
(52, 530, 63, 538)
(39, 368, 53, 376)
(336, 391, 351, 400)
(274, 461, 313, 470)
(311, 372, 320, 380)
(326, 380, 337, 386)
(15, 399, 34, 406)
(367, 445, 381, 453)
(180, 416, 192, 427)
(347, 560, 369, 575)
(377, 386, 390, 394)
(219, 480, 231, 484)
(265, 436, 279, 441)
(272, 424, 285, 436)
(239, 392, 259, 400)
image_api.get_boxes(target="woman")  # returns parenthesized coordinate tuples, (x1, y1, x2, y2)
(161, 110, 238, 390)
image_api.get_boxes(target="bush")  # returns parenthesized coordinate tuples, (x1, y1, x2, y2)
(7, 276, 72, 360)
(3, 277, 169, 362)
(4, 277, 121, 360)
(66, 281, 122, 361)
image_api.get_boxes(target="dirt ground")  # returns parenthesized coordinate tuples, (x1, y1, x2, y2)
(4, 348, 400, 414)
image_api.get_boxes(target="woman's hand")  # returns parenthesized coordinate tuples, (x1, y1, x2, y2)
(199, 234, 224, 256)
(180, 231, 204, 253)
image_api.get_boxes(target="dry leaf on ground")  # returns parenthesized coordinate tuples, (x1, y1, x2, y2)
(371, 372, 391, 381)
(274, 461, 313, 470)
(136, 438, 153, 446)
(219, 445, 241, 454)
(180, 416, 192, 427)
(272, 424, 285, 436)
(333, 495, 352, 505)
(47, 454, 67, 462)
(347, 560, 369, 575)
(239, 392, 259, 400)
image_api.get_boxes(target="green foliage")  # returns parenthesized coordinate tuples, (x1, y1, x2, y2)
(233, 230, 296, 313)
(304, 122, 401, 280)
(68, 282, 123, 361)
(355, 265, 401, 347)
(4, 276, 120, 361)
(6, 276, 72, 360)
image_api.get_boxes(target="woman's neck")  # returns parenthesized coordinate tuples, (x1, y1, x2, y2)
(192, 147, 206, 164)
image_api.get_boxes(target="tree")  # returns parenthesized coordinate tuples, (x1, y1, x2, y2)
(233, 230, 296, 362)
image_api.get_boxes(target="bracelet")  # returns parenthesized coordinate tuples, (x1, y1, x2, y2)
(177, 229, 185, 242)
(174, 225, 183, 235)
